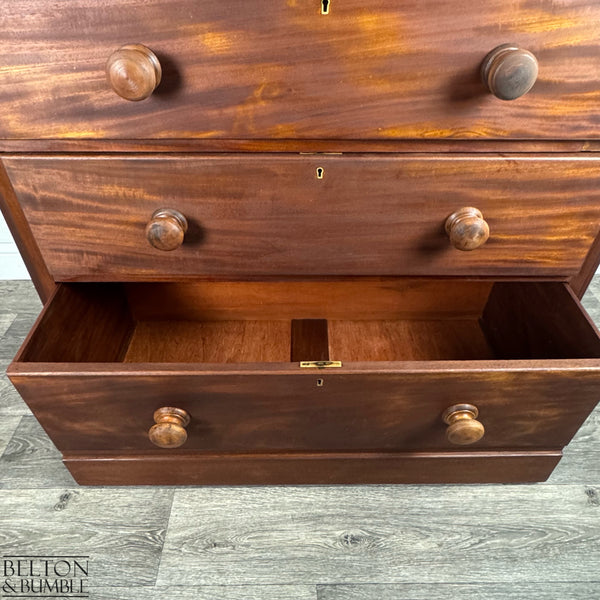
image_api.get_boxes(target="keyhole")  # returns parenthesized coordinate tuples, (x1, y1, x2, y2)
(317, 379, 324, 387)
(321, 0, 330, 14)
(316, 167, 324, 179)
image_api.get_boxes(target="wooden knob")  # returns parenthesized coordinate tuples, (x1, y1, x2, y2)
(145, 208, 188, 251)
(481, 44, 538, 100)
(106, 44, 162, 101)
(149, 407, 190, 449)
(442, 404, 485, 446)
(445, 207, 489, 251)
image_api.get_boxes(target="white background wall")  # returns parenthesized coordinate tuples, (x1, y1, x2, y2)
(0, 212, 29, 278)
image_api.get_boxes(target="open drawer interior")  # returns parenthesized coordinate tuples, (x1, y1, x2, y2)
(16, 279, 600, 364)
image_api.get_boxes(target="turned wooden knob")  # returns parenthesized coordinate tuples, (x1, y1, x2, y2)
(149, 407, 190, 448)
(445, 207, 489, 251)
(145, 208, 188, 251)
(442, 404, 485, 445)
(106, 44, 162, 101)
(481, 44, 538, 100)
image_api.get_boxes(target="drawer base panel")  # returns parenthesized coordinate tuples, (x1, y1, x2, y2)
(63, 450, 562, 485)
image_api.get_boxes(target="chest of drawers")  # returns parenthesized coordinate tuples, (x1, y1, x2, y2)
(2, 0, 600, 485)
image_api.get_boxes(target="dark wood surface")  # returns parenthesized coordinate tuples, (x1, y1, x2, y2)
(63, 450, 562, 485)
(2, 0, 600, 140)
(124, 320, 291, 363)
(291, 319, 330, 362)
(3, 280, 600, 594)
(327, 319, 495, 361)
(125, 279, 493, 321)
(1, 139, 598, 153)
(16, 283, 134, 363)
(569, 231, 600, 298)
(0, 164, 54, 302)
(483, 282, 600, 359)
(10, 366, 600, 455)
(5, 154, 600, 280)
(8, 279, 600, 460)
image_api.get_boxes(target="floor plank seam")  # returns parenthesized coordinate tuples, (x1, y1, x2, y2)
(152, 488, 178, 586)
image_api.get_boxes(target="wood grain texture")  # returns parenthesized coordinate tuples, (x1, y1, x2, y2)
(0, 487, 173, 585)
(8, 367, 600, 454)
(0, 163, 54, 302)
(17, 284, 135, 363)
(5, 155, 600, 280)
(156, 485, 600, 584)
(482, 282, 600, 359)
(570, 230, 600, 298)
(328, 320, 494, 361)
(0, 281, 600, 593)
(7, 280, 600, 462)
(0, 415, 21, 459)
(63, 451, 561, 485)
(0, 312, 16, 340)
(106, 44, 162, 102)
(318, 583, 600, 600)
(0, 139, 596, 153)
(125, 279, 493, 321)
(291, 320, 329, 362)
(0, 415, 76, 489)
(124, 320, 291, 363)
(95, 586, 317, 600)
(0, 375, 31, 418)
(2, 0, 600, 140)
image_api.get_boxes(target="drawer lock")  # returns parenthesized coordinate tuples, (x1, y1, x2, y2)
(300, 360, 342, 369)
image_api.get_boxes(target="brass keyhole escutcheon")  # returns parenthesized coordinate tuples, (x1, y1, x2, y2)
(321, 0, 330, 14)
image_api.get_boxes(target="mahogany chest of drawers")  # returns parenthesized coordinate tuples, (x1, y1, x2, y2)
(2, 0, 600, 485)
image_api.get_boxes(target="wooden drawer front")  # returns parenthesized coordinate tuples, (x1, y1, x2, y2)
(5, 155, 600, 280)
(8, 280, 600, 457)
(10, 368, 600, 454)
(1, 0, 600, 140)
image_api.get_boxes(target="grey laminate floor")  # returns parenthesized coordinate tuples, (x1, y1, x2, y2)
(0, 280, 599, 599)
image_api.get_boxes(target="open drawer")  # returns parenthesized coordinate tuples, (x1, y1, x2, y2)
(8, 278, 600, 484)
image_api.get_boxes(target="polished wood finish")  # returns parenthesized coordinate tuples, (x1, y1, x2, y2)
(570, 233, 600, 299)
(2, 0, 600, 140)
(63, 450, 563, 485)
(327, 320, 494, 361)
(5, 155, 600, 280)
(1, 139, 598, 154)
(291, 320, 329, 362)
(16, 284, 134, 363)
(482, 282, 600, 360)
(442, 404, 485, 446)
(145, 208, 188, 251)
(123, 320, 291, 363)
(445, 207, 490, 251)
(8, 281, 600, 457)
(3, 0, 600, 486)
(125, 279, 493, 321)
(148, 407, 190, 449)
(481, 45, 538, 101)
(12, 361, 600, 454)
(106, 44, 162, 101)
(0, 163, 54, 302)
